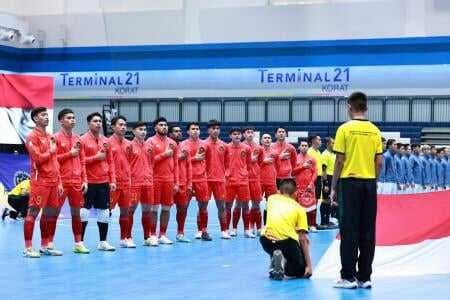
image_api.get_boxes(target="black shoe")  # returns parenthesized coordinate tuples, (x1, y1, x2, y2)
(317, 224, 329, 230)
(201, 231, 212, 241)
(1, 208, 9, 221)
(269, 250, 285, 280)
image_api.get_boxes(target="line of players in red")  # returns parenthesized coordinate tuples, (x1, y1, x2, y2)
(22, 107, 317, 258)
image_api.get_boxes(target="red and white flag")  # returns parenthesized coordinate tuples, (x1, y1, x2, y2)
(0, 73, 54, 144)
(314, 191, 450, 278)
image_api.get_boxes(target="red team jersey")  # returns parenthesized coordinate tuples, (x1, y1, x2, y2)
(292, 153, 317, 210)
(225, 142, 252, 186)
(80, 132, 116, 184)
(272, 141, 297, 179)
(204, 137, 228, 183)
(108, 135, 131, 188)
(260, 145, 278, 186)
(54, 130, 87, 185)
(129, 138, 153, 187)
(177, 144, 192, 188)
(26, 128, 61, 187)
(148, 135, 179, 184)
(244, 141, 263, 182)
(180, 138, 207, 183)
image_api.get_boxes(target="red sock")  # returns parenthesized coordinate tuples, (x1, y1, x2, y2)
(47, 216, 58, 243)
(232, 207, 241, 229)
(128, 212, 134, 239)
(226, 209, 232, 230)
(307, 210, 317, 227)
(150, 211, 157, 235)
(72, 216, 82, 243)
(254, 209, 262, 230)
(176, 208, 187, 234)
(219, 211, 227, 232)
(200, 210, 208, 232)
(119, 216, 129, 240)
(141, 212, 151, 239)
(159, 210, 169, 236)
(24, 215, 35, 248)
(39, 216, 49, 248)
(243, 210, 250, 230)
(196, 213, 202, 232)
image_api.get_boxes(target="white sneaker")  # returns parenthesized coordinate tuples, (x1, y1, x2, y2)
(244, 230, 256, 238)
(309, 226, 318, 233)
(23, 248, 40, 258)
(176, 234, 191, 243)
(333, 279, 358, 289)
(221, 231, 231, 239)
(159, 235, 174, 245)
(40, 247, 63, 256)
(358, 280, 372, 289)
(143, 238, 152, 246)
(194, 231, 202, 239)
(149, 235, 159, 247)
(127, 239, 137, 248)
(97, 241, 116, 251)
(229, 229, 237, 237)
(330, 217, 338, 225)
(119, 239, 129, 248)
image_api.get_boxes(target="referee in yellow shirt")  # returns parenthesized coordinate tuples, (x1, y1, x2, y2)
(320, 137, 337, 228)
(330, 92, 383, 289)
(260, 179, 313, 280)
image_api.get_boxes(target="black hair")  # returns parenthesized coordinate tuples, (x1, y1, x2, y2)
(187, 122, 200, 131)
(381, 137, 386, 142)
(275, 126, 287, 134)
(411, 144, 420, 149)
(207, 119, 221, 129)
(169, 125, 182, 134)
(133, 121, 147, 129)
(386, 139, 396, 148)
(229, 127, 242, 135)
(307, 135, 320, 146)
(86, 112, 102, 123)
(153, 117, 168, 127)
(243, 126, 256, 132)
(57, 108, 74, 121)
(30, 107, 47, 122)
(278, 179, 297, 195)
(110, 115, 127, 126)
(347, 91, 368, 112)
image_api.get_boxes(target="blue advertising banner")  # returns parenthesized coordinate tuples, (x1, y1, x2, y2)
(0, 153, 30, 191)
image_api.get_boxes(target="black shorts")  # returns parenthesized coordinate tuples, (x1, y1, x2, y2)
(84, 183, 110, 210)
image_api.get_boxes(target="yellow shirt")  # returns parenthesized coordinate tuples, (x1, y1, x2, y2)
(261, 194, 308, 241)
(321, 149, 336, 176)
(8, 179, 30, 196)
(333, 119, 383, 179)
(307, 148, 322, 176)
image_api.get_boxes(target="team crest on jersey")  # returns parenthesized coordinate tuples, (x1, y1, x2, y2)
(241, 151, 247, 157)
(218, 145, 225, 152)
(169, 143, 175, 150)
(35, 195, 42, 205)
(14, 171, 30, 186)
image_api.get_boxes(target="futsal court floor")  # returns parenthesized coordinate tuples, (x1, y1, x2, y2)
(0, 204, 448, 300)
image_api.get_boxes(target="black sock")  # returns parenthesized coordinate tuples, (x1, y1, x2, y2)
(81, 221, 88, 241)
(97, 222, 108, 241)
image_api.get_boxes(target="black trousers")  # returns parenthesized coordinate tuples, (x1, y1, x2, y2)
(338, 178, 377, 282)
(320, 175, 332, 225)
(260, 236, 306, 278)
(7, 195, 29, 218)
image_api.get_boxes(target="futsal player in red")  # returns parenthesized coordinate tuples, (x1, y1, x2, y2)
(260, 133, 278, 199)
(181, 122, 212, 241)
(292, 140, 318, 232)
(225, 127, 253, 238)
(54, 108, 89, 254)
(81, 112, 117, 251)
(243, 127, 263, 237)
(169, 125, 192, 243)
(23, 107, 64, 258)
(204, 120, 230, 239)
(108, 116, 133, 248)
(148, 117, 179, 245)
(128, 121, 155, 246)
(273, 127, 297, 186)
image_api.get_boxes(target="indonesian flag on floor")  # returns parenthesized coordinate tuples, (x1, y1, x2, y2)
(0, 73, 54, 144)
(314, 191, 450, 278)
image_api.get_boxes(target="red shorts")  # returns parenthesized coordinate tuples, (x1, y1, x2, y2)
(249, 181, 262, 201)
(130, 186, 154, 206)
(225, 184, 250, 203)
(29, 184, 59, 209)
(154, 181, 175, 206)
(261, 184, 277, 199)
(110, 186, 131, 209)
(61, 184, 84, 208)
(208, 181, 226, 200)
(192, 181, 209, 202)
(174, 185, 190, 206)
